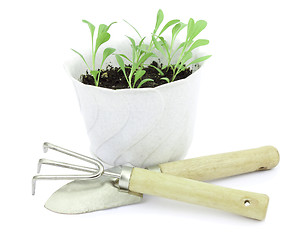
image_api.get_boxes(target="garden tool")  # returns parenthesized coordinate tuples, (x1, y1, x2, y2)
(32, 142, 279, 220)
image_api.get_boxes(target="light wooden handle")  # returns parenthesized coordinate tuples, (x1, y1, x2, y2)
(129, 168, 269, 220)
(159, 146, 279, 181)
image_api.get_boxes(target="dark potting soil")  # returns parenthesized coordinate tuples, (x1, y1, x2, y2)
(80, 61, 192, 90)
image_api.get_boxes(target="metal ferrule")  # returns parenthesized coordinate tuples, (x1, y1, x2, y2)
(118, 166, 134, 191)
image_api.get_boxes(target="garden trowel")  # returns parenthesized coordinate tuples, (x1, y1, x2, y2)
(33, 143, 279, 220)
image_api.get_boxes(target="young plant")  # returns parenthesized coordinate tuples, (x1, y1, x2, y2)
(116, 9, 183, 87)
(148, 9, 180, 53)
(123, 9, 180, 68)
(153, 18, 211, 82)
(152, 22, 186, 68)
(72, 20, 116, 86)
(115, 36, 154, 88)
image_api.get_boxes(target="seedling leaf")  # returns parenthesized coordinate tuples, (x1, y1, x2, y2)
(135, 70, 146, 81)
(137, 79, 153, 88)
(82, 20, 95, 40)
(95, 32, 110, 54)
(172, 22, 187, 40)
(152, 36, 162, 51)
(138, 46, 149, 53)
(177, 41, 186, 50)
(119, 54, 132, 62)
(188, 39, 209, 52)
(139, 45, 151, 53)
(126, 36, 136, 49)
(190, 20, 207, 40)
(150, 53, 158, 58)
(141, 43, 150, 50)
(159, 19, 180, 36)
(159, 36, 169, 49)
(115, 54, 127, 80)
(133, 70, 146, 87)
(107, 22, 117, 31)
(172, 23, 182, 37)
(154, 9, 164, 33)
(98, 24, 108, 34)
(149, 64, 164, 76)
(126, 36, 137, 62)
(152, 36, 166, 57)
(160, 77, 170, 83)
(137, 52, 155, 68)
(71, 49, 90, 70)
(138, 37, 146, 48)
(124, 20, 142, 39)
(188, 55, 212, 66)
(101, 48, 116, 67)
(180, 51, 193, 66)
(187, 18, 195, 40)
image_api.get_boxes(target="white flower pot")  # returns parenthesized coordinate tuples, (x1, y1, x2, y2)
(64, 42, 205, 167)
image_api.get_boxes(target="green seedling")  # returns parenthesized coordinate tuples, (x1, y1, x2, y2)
(116, 9, 184, 88)
(123, 9, 180, 68)
(148, 9, 180, 53)
(115, 35, 154, 88)
(72, 20, 116, 86)
(148, 64, 165, 76)
(153, 18, 211, 82)
(72, 10, 211, 89)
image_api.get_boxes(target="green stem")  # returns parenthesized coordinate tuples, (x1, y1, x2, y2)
(94, 71, 98, 86)
(96, 70, 102, 86)
(173, 38, 190, 78)
(92, 38, 95, 70)
(148, 31, 157, 52)
(148, 38, 154, 52)
(128, 69, 134, 88)
(171, 68, 181, 82)
(170, 43, 182, 65)
(169, 35, 175, 61)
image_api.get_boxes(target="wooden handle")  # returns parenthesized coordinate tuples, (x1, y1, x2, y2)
(129, 168, 269, 220)
(159, 146, 279, 181)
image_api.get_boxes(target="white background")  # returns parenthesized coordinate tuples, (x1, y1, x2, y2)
(1, 0, 304, 239)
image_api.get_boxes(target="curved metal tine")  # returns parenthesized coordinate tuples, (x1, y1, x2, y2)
(32, 171, 102, 195)
(37, 158, 98, 174)
(43, 143, 121, 179)
(43, 142, 104, 172)
(32, 143, 106, 195)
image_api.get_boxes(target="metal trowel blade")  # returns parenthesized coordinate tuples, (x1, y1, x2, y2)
(44, 167, 143, 214)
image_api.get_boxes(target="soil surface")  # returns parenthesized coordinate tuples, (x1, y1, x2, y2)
(80, 61, 192, 89)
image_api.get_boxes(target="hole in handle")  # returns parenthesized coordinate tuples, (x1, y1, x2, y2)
(258, 166, 267, 170)
(244, 200, 251, 207)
